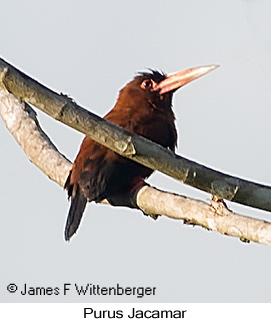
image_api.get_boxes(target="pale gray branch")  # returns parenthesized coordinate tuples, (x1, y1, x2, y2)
(1, 57, 271, 213)
(1, 87, 271, 245)
(137, 186, 271, 246)
(0, 87, 71, 187)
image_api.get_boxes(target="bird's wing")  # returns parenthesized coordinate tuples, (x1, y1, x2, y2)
(66, 136, 119, 202)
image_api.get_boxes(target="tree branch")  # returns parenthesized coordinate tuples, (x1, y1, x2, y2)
(1, 58, 271, 213)
(137, 186, 271, 245)
(1, 57, 271, 245)
(0, 87, 71, 187)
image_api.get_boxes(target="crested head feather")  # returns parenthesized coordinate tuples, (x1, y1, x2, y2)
(136, 69, 167, 83)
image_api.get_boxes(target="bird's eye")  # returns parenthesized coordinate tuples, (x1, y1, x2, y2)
(140, 79, 154, 90)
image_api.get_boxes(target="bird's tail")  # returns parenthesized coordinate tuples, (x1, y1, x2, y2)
(64, 188, 87, 241)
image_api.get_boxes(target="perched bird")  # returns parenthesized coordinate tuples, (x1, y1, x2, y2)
(64, 65, 218, 240)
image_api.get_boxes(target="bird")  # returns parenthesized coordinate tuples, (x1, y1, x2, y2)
(64, 65, 218, 240)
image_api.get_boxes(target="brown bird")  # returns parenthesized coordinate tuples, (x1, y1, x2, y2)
(64, 65, 218, 240)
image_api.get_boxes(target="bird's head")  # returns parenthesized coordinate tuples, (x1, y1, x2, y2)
(116, 65, 219, 113)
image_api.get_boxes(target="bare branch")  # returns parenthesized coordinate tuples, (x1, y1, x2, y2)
(0, 87, 71, 187)
(1, 58, 271, 245)
(1, 88, 271, 245)
(1, 58, 271, 213)
(137, 186, 271, 246)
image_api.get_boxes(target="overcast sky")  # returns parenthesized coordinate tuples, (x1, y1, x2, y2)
(1, 0, 271, 302)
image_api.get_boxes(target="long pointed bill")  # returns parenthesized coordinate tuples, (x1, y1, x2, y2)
(155, 65, 219, 95)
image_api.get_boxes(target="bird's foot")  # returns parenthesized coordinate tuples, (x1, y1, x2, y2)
(107, 179, 148, 209)
(130, 177, 147, 194)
